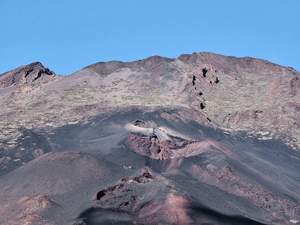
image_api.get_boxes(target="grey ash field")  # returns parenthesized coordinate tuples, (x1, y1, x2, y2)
(0, 52, 300, 225)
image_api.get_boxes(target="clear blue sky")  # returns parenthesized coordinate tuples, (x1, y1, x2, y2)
(1, 0, 299, 75)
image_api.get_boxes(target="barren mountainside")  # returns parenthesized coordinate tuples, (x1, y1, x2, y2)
(0, 52, 299, 225)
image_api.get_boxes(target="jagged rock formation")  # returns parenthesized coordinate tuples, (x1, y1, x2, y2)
(0, 62, 56, 88)
(91, 169, 266, 225)
(0, 52, 300, 224)
(126, 132, 217, 160)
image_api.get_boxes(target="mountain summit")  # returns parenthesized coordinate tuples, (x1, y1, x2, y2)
(0, 52, 299, 224)
(0, 62, 56, 88)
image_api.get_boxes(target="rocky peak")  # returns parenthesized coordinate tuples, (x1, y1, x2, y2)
(0, 62, 56, 88)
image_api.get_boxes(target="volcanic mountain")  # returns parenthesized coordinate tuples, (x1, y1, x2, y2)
(0, 52, 299, 225)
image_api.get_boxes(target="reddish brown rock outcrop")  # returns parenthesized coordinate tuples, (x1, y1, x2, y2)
(0, 62, 55, 88)
(126, 132, 224, 160)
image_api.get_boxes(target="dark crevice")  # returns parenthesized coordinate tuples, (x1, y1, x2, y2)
(192, 75, 196, 86)
(25, 67, 34, 77)
(32, 70, 43, 82)
(32, 68, 54, 82)
(202, 68, 208, 77)
(200, 102, 205, 109)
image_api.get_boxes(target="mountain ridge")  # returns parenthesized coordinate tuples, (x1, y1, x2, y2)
(0, 61, 56, 89)
(1, 52, 300, 150)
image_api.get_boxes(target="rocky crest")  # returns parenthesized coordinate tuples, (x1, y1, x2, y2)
(0, 62, 56, 89)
